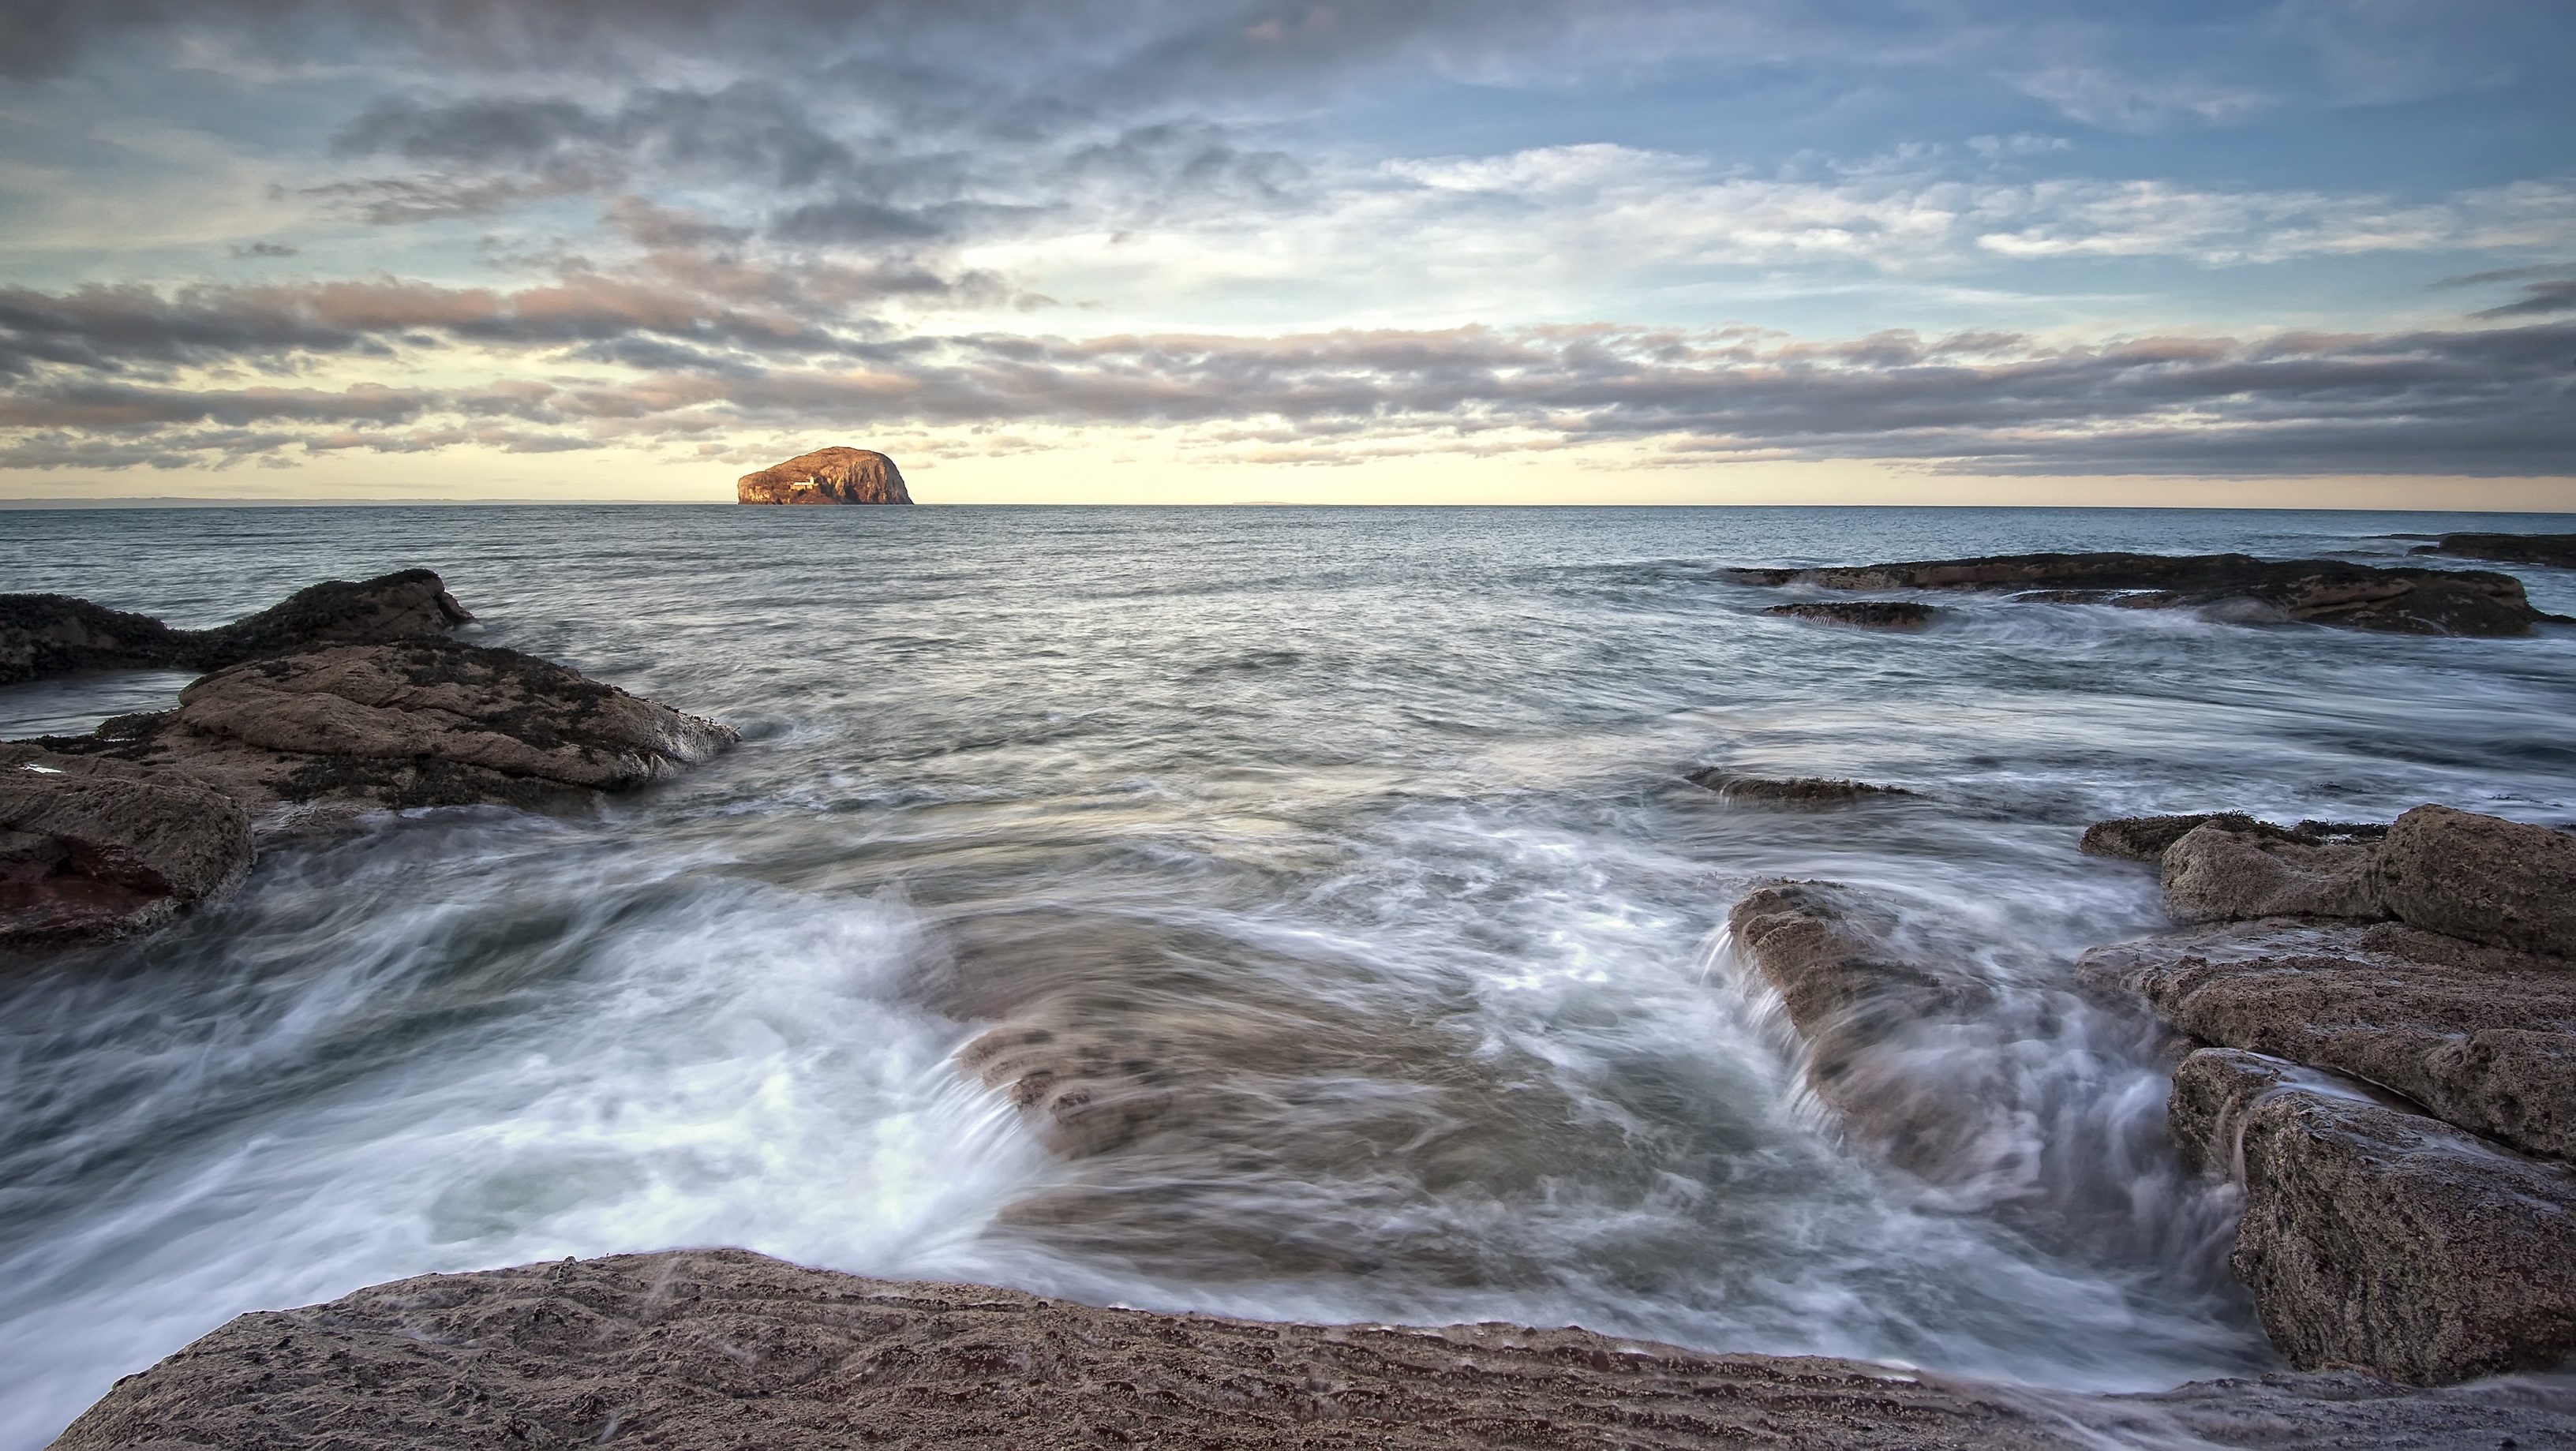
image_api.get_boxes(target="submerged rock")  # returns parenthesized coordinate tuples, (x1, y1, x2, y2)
(1762, 600, 1938, 628)
(1724, 881, 2016, 1180)
(0, 569, 470, 686)
(2169, 1048, 2576, 1385)
(2411, 531, 2576, 570)
(1725, 552, 2553, 636)
(45, 641, 739, 825)
(0, 746, 252, 948)
(736, 446, 912, 505)
(1686, 769, 1920, 806)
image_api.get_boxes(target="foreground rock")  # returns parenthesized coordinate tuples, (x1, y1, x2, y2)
(1727, 552, 2558, 636)
(1, 746, 252, 945)
(0, 570, 471, 685)
(2168, 1049, 2576, 1384)
(2080, 802, 2576, 1384)
(41, 641, 739, 824)
(54, 1249, 2576, 1451)
(736, 446, 912, 505)
(2411, 531, 2576, 570)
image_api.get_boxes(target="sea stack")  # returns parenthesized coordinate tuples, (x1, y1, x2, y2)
(736, 447, 912, 505)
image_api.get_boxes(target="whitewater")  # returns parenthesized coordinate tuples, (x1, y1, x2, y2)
(4, 503, 2573, 1448)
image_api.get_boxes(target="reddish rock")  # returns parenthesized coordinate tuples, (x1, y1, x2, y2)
(0, 746, 253, 947)
(736, 447, 912, 505)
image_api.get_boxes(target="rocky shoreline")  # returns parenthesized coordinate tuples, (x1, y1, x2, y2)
(3, 572, 735, 948)
(19, 540, 2576, 1446)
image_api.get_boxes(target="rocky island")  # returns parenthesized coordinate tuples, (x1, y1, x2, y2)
(736, 447, 912, 505)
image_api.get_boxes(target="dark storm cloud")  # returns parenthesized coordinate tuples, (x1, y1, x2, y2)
(2475, 278, 2576, 319)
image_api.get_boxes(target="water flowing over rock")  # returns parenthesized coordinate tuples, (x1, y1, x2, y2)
(2167, 1049, 2576, 1385)
(0, 569, 470, 686)
(736, 446, 913, 505)
(2410, 531, 2576, 569)
(1726, 552, 2557, 636)
(1686, 769, 1920, 806)
(0, 746, 252, 948)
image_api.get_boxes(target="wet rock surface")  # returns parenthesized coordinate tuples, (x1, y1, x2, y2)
(2411, 531, 2576, 569)
(1686, 769, 1920, 806)
(2166, 1048, 2576, 1385)
(1762, 600, 1938, 628)
(0, 570, 471, 686)
(2080, 802, 2576, 1384)
(39, 641, 739, 825)
(55, 1247, 2576, 1451)
(736, 446, 912, 505)
(2084, 918, 2576, 1162)
(1724, 881, 2024, 1182)
(0, 746, 253, 948)
(1727, 552, 2555, 635)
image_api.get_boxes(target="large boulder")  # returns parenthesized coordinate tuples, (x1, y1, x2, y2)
(0, 570, 470, 686)
(736, 447, 912, 505)
(2083, 918, 2576, 1161)
(2374, 803, 2576, 959)
(2159, 823, 2385, 923)
(42, 641, 739, 824)
(2170, 1048, 2576, 1385)
(1725, 552, 2555, 636)
(0, 746, 252, 947)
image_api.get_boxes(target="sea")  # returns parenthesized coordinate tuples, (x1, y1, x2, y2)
(2, 504, 2572, 1447)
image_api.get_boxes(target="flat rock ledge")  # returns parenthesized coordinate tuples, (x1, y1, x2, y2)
(2077, 803, 2576, 1384)
(2411, 532, 2576, 570)
(5, 578, 738, 948)
(1725, 552, 2563, 636)
(50, 1249, 2576, 1451)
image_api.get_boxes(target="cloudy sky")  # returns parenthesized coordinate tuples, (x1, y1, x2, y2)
(2, 0, 2572, 504)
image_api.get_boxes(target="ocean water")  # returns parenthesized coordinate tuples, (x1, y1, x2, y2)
(2, 503, 2573, 1447)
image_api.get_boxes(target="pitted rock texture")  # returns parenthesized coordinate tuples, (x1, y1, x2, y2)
(2375, 803, 2576, 959)
(1686, 770, 1920, 806)
(43, 641, 739, 823)
(2077, 814, 2384, 864)
(0, 569, 470, 686)
(0, 746, 252, 947)
(47, 1249, 2080, 1451)
(2083, 917, 2576, 1164)
(2167, 1048, 2576, 1386)
(736, 446, 912, 505)
(1761, 600, 1938, 628)
(2412, 532, 2576, 570)
(2159, 823, 2385, 923)
(1724, 552, 2549, 636)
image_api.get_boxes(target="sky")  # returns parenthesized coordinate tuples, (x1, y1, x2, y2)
(1, 0, 2571, 506)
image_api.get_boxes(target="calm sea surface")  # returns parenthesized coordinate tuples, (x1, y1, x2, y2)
(4, 504, 2574, 1445)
